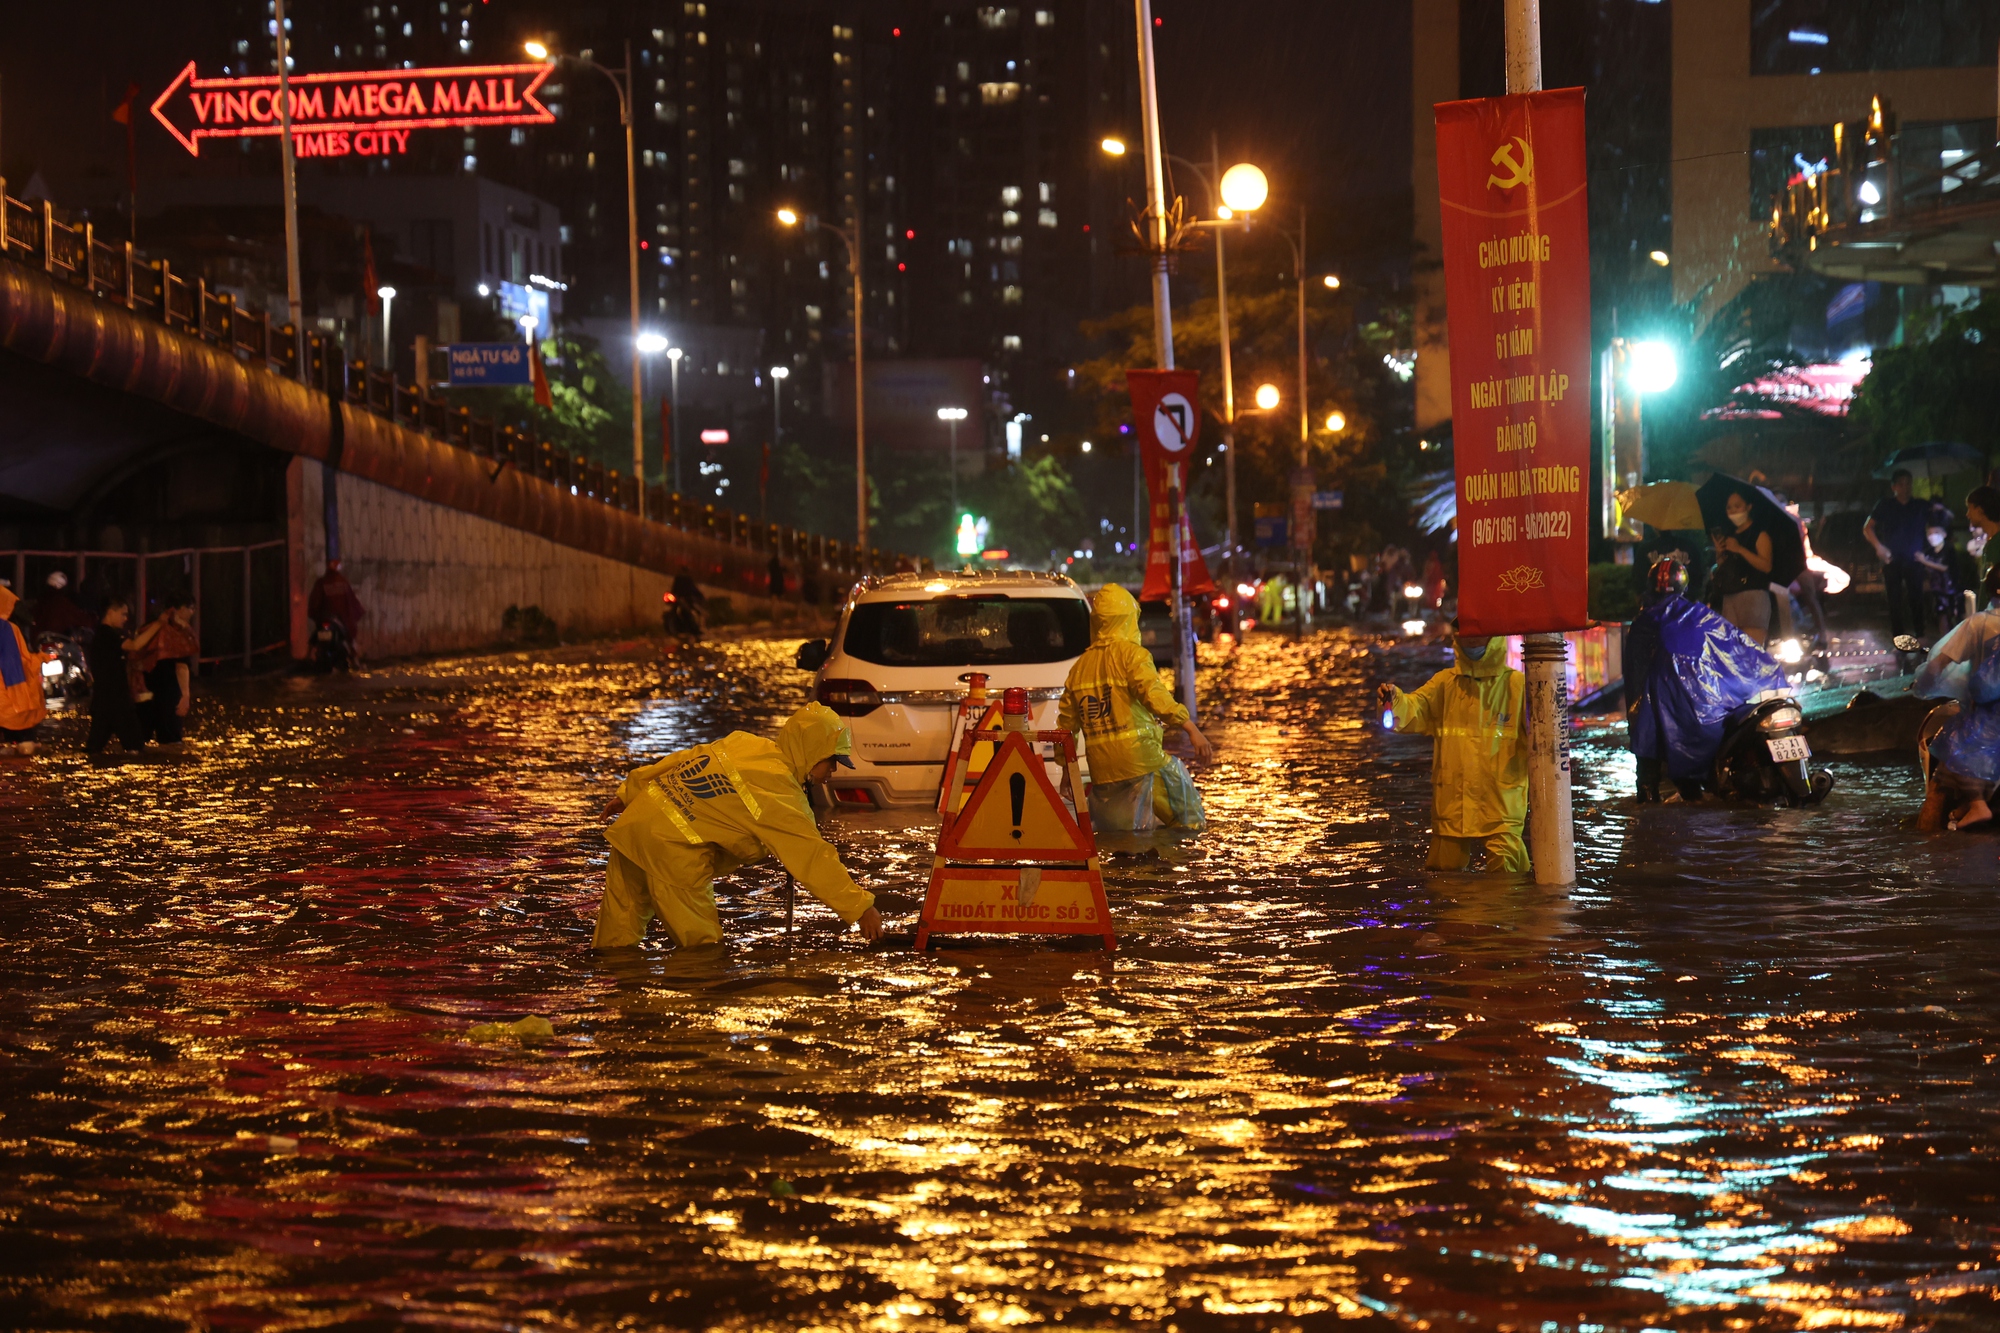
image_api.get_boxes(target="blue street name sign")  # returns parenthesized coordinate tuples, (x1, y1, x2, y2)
(444, 342, 531, 386)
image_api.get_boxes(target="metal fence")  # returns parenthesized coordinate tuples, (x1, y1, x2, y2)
(5, 543, 289, 674)
(0, 178, 910, 582)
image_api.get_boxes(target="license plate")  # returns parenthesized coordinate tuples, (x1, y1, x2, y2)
(1766, 735, 1810, 763)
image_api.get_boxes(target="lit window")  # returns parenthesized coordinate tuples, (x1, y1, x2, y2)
(1001, 210, 1019, 228)
(1003, 334, 1022, 349)
(1000, 185, 1022, 205)
(1035, 9, 1054, 25)
(979, 82, 1021, 105)
(1002, 285, 1023, 304)
(1037, 209, 1057, 228)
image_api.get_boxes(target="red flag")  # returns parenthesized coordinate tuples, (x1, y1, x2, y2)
(112, 81, 140, 241)
(1125, 368, 1216, 601)
(530, 345, 554, 408)
(1435, 87, 1592, 635)
(362, 231, 381, 317)
(110, 81, 139, 125)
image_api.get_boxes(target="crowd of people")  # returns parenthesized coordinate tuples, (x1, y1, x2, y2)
(0, 571, 206, 762)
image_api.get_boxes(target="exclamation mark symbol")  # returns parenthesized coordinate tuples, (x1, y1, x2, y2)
(1009, 773, 1026, 840)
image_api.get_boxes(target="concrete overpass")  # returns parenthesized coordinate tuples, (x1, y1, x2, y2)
(0, 183, 888, 661)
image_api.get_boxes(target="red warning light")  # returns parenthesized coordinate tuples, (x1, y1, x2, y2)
(905, 229, 915, 239)
(892, 26, 901, 36)
(897, 262, 906, 271)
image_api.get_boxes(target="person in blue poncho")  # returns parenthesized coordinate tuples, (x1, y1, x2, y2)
(1626, 558, 1790, 802)
(1913, 608, 2000, 832)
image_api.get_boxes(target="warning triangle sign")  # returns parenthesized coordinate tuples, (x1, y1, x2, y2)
(938, 731, 1092, 862)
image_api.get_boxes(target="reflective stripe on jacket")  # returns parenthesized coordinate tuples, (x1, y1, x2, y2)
(1390, 636, 1527, 839)
(1058, 584, 1189, 785)
(609, 729, 873, 924)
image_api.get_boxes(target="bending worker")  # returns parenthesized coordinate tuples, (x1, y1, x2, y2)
(1376, 626, 1530, 872)
(1059, 584, 1213, 831)
(595, 702, 883, 948)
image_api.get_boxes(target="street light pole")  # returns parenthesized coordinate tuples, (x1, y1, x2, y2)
(938, 407, 968, 522)
(1503, 0, 1575, 887)
(1132, 0, 1197, 722)
(778, 210, 866, 551)
(667, 347, 683, 495)
(528, 42, 643, 516)
(1211, 135, 1239, 588)
(273, 0, 307, 383)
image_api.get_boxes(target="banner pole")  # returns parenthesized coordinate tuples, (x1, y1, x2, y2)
(1505, 0, 1574, 887)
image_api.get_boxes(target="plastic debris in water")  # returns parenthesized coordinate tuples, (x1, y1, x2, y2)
(468, 1015, 556, 1042)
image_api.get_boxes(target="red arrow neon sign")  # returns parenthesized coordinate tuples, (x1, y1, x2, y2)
(150, 61, 555, 157)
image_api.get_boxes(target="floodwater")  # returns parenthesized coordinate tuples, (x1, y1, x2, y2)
(0, 630, 1995, 1332)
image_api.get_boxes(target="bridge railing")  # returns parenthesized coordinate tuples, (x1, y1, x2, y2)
(0, 178, 914, 591)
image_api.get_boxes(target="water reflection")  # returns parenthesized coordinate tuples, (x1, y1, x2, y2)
(0, 631, 1991, 1329)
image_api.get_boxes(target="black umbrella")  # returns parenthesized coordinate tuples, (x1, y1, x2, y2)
(1695, 472, 1806, 588)
(1874, 441, 1985, 481)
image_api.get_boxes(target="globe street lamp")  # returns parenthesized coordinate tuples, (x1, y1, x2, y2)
(376, 285, 396, 369)
(938, 406, 969, 526)
(778, 207, 867, 551)
(770, 364, 790, 454)
(527, 38, 645, 515)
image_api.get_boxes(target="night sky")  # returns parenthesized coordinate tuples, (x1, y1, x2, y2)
(1, 2, 1412, 277)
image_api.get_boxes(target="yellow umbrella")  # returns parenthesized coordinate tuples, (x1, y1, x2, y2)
(1617, 481, 1705, 532)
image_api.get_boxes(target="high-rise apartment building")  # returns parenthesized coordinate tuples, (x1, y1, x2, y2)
(220, 0, 1143, 436)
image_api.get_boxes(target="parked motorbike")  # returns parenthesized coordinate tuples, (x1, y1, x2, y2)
(1711, 691, 1834, 805)
(310, 618, 354, 672)
(34, 630, 90, 705)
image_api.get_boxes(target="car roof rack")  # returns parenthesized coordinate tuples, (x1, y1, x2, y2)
(853, 568, 1081, 595)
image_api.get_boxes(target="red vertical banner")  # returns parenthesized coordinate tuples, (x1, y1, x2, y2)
(1126, 369, 1217, 601)
(1435, 88, 1592, 635)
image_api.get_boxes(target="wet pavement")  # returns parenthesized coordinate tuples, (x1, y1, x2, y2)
(0, 630, 1995, 1331)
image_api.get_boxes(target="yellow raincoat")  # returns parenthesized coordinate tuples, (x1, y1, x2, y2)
(1388, 635, 1530, 872)
(1059, 585, 1204, 829)
(594, 703, 875, 948)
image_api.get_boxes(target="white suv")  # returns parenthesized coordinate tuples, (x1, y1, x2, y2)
(795, 570, 1091, 809)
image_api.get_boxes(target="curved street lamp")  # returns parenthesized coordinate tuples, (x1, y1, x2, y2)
(526, 37, 645, 515)
(778, 208, 867, 550)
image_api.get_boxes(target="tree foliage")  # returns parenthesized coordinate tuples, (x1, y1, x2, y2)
(1850, 297, 2000, 457)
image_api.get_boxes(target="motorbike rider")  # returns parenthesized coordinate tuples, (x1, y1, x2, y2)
(1377, 622, 1529, 872)
(306, 560, 365, 667)
(1626, 557, 1789, 802)
(30, 571, 93, 639)
(1912, 606, 2000, 832)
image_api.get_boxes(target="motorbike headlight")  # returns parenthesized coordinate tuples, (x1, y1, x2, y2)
(1774, 637, 1804, 665)
(41, 660, 63, 678)
(1758, 703, 1803, 732)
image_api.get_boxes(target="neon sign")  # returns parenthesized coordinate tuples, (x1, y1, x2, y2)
(150, 61, 554, 158)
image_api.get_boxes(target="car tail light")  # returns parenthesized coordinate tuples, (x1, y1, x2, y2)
(817, 678, 882, 717)
(833, 786, 876, 806)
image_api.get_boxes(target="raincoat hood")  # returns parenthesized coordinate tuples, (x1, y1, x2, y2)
(1453, 635, 1509, 678)
(1090, 585, 1142, 647)
(776, 702, 853, 781)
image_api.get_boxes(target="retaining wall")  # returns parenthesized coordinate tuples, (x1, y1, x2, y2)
(286, 460, 829, 659)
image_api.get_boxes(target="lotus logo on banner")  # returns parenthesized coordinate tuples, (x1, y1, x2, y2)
(1435, 87, 1592, 636)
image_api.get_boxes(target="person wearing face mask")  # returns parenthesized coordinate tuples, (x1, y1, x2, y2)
(1376, 622, 1529, 872)
(1709, 489, 1777, 647)
(592, 702, 883, 949)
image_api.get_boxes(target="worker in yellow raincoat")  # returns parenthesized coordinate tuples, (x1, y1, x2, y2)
(1377, 630, 1530, 872)
(1059, 584, 1213, 831)
(594, 702, 883, 947)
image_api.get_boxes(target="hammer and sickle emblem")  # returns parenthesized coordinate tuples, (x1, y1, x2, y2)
(1486, 136, 1534, 191)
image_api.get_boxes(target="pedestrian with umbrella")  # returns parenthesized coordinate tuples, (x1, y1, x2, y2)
(1695, 474, 1807, 650)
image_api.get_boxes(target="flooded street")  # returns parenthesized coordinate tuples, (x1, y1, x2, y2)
(0, 629, 1995, 1332)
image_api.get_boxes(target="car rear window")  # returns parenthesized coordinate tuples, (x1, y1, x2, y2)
(841, 595, 1091, 666)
